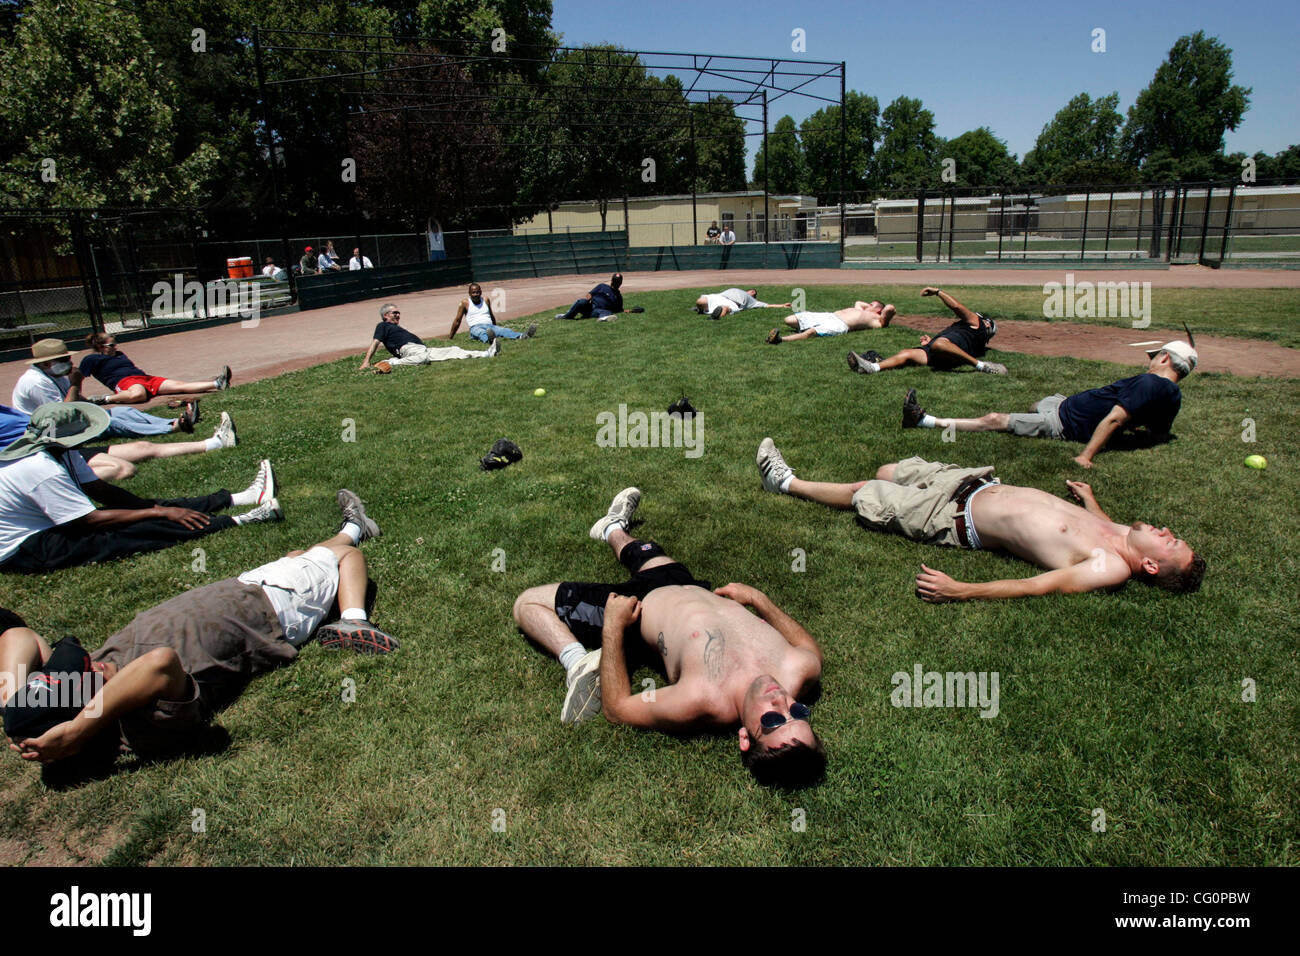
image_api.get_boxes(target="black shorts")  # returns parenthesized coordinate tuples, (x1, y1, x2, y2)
(922, 315, 994, 368)
(554, 540, 712, 647)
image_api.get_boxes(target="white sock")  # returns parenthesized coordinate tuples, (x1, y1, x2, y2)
(601, 520, 623, 542)
(230, 486, 257, 507)
(340, 521, 362, 546)
(779, 473, 794, 494)
(558, 641, 586, 674)
(203, 436, 222, 452)
(919, 414, 938, 429)
(866, 361, 880, 372)
(341, 607, 367, 622)
(975, 361, 988, 371)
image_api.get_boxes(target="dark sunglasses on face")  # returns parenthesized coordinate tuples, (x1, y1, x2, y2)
(761, 702, 811, 731)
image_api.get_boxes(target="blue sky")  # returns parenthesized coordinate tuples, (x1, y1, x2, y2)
(551, 0, 1299, 167)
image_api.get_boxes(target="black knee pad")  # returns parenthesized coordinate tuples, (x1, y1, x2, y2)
(618, 539, 665, 573)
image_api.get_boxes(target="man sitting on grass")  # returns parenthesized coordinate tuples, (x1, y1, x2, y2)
(553, 273, 644, 321)
(0, 403, 280, 574)
(359, 302, 498, 372)
(756, 438, 1205, 601)
(1, 490, 396, 776)
(449, 282, 537, 344)
(766, 299, 896, 344)
(846, 287, 1005, 375)
(899, 339, 1196, 469)
(512, 488, 825, 788)
(694, 288, 792, 320)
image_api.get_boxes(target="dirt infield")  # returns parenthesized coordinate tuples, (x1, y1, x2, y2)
(2, 264, 1297, 398)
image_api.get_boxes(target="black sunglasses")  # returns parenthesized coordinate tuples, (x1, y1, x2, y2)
(760, 702, 811, 731)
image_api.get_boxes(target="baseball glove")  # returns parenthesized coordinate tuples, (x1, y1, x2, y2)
(766, 328, 782, 345)
(479, 438, 523, 471)
(374, 361, 393, 374)
(627, 306, 645, 313)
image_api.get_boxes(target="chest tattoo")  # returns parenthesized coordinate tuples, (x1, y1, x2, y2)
(703, 630, 726, 680)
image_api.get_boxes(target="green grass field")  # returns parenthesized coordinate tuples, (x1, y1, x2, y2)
(1, 285, 1297, 866)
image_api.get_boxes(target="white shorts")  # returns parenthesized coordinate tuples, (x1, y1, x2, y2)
(238, 546, 340, 647)
(704, 294, 740, 314)
(795, 312, 849, 336)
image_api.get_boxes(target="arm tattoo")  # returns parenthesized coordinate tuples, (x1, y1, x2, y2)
(657, 632, 667, 658)
(703, 630, 726, 680)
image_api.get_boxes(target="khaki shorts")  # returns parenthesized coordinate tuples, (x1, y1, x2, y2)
(1006, 394, 1067, 439)
(851, 457, 996, 548)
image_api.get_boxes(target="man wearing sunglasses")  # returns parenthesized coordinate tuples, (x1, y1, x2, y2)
(513, 488, 826, 789)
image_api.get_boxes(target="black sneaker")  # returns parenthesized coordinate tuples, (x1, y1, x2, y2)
(708, 306, 724, 320)
(847, 351, 878, 375)
(902, 388, 926, 429)
(863, 350, 881, 364)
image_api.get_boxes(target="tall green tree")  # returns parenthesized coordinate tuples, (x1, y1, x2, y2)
(941, 127, 1020, 188)
(872, 96, 939, 190)
(1121, 31, 1251, 177)
(752, 115, 804, 193)
(689, 95, 747, 193)
(0, 0, 217, 209)
(800, 90, 879, 200)
(1021, 92, 1132, 184)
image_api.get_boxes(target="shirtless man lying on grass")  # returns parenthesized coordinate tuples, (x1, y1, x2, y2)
(512, 488, 825, 788)
(756, 439, 1205, 601)
(766, 299, 895, 344)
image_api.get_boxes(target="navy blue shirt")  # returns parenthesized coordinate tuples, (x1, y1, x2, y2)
(589, 283, 622, 313)
(80, 352, 148, 390)
(1058, 374, 1182, 443)
(372, 321, 422, 357)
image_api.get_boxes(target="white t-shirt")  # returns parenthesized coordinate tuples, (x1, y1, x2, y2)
(0, 452, 97, 562)
(721, 229, 736, 244)
(465, 297, 493, 329)
(262, 264, 278, 278)
(349, 256, 373, 270)
(12, 368, 67, 414)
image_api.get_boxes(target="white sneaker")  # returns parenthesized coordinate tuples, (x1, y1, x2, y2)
(215, 411, 237, 449)
(978, 361, 1008, 375)
(588, 487, 641, 541)
(561, 649, 602, 724)
(486, 338, 501, 357)
(757, 438, 794, 494)
(249, 459, 275, 504)
(236, 496, 283, 525)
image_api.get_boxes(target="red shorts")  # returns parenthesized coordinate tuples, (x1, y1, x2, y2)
(115, 375, 168, 396)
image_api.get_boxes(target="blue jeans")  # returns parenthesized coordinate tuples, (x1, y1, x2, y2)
(557, 299, 615, 320)
(469, 324, 525, 342)
(106, 406, 174, 437)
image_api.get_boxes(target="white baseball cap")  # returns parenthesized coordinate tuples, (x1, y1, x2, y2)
(1146, 341, 1197, 376)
